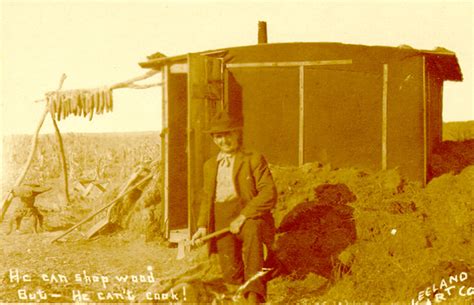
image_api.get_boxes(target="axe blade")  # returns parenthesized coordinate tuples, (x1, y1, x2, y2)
(176, 239, 190, 260)
(176, 241, 185, 260)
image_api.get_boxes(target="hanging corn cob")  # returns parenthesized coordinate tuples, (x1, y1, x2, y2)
(45, 87, 114, 121)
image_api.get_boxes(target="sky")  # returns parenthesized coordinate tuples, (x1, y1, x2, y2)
(0, 0, 473, 136)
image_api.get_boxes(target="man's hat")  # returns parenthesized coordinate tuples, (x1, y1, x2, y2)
(12, 184, 52, 198)
(204, 111, 242, 134)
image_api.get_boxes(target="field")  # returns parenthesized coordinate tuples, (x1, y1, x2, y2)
(2, 131, 160, 192)
(443, 121, 474, 141)
(1, 123, 473, 304)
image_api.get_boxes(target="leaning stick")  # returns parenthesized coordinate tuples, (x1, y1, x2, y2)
(50, 173, 153, 243)
(49, 74, 71, 204)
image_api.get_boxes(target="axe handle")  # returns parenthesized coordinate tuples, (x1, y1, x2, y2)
(198, 227, 230, 243)
(177, 227, 231, 259)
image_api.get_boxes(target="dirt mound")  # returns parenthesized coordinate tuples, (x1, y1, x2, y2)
(274, 184, 357, 279)
(429, 140, 474, 179)
(314, 183, 357, 205)
(321, 166, 474, 303)
(269, 161, 474, 303)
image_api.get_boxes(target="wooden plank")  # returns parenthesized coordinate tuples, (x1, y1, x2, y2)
(170, 63, 188, 74)
(382, 64, 388, 170)
(422, 56, 427, 186)
(299, 66, 305, 166)
(139, 54, 187, 69)
(162, 65, 170, 238)
(187, 55, 223, 237)
(139, 50, 228, 69)
(223, 68, 229, 111)
(51, 174, 153, 243)
(226, 59, 352, 69)
(86, 218, 109, 239)
(187, 54, 196, 240)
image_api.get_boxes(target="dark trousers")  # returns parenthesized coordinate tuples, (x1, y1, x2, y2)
(214, 198, 274, 299)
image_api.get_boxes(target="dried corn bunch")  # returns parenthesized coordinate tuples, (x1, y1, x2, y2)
(45, 87, 114, 121)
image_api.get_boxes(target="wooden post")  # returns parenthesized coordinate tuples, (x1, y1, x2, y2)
(382, 64, 388, 170)
(258, 21, 268, 44)
(51, 113, 70, 203)
(298, 65, 305, 166)
(50, 74, 71, 204)
(422, 56, 427, 186)
(162, 65, 170, 239)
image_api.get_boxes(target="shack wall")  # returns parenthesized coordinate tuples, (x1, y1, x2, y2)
(386, 56, 425, 182)
(231, 68, 300, 165)
(303, 66, 382, 169)
(426, 59, 444, 148)
(225, 44, 426, 180)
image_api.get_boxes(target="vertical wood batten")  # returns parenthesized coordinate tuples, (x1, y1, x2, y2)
(299, 66, 305, 166)
(422, 56, 427, 186)
(382, 64, 388, 170)
(222, 60, 227, 111)
(162, 65, 170, 238)
(186, 55, 193, 240)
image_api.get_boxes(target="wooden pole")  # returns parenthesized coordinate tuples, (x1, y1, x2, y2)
(50, 74, 71, 204)
(110, 69, 160, 89)
(51, 118, 70, 203)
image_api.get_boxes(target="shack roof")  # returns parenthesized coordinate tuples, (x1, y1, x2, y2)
(139, 42, 462, 82)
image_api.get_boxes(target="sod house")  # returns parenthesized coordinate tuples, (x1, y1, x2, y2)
(138, 42, 463, 238)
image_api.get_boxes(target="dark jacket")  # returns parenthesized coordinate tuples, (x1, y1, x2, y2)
(197, 150, 277, 231)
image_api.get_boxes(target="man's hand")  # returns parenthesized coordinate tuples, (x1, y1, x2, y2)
(229, 215, 246, 234)
(191, 227, 207, 246)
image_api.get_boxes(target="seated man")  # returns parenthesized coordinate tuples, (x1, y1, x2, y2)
(192, 111, 277, 303)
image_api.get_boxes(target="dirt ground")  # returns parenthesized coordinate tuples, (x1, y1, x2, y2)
(0, 221, 314, 304)
(1, 230, 180, 303)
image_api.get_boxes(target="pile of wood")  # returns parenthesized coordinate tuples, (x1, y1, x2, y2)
(274, 183, 357, 279)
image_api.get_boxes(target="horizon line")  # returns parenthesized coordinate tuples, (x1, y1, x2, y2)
(2, 130, 162, 137)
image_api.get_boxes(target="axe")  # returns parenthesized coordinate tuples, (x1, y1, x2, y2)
(177, 227, 230, 260)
